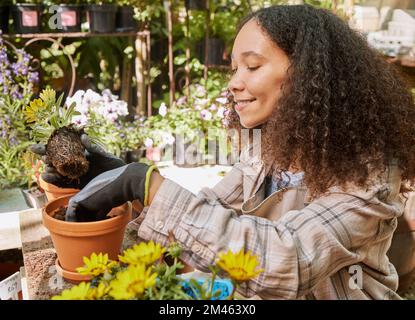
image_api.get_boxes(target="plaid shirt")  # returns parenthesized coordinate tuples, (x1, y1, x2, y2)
(135, 153, 404, 300)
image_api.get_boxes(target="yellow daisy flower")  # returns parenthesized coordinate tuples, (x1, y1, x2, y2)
(118, 241, 166, 266)
(51, 282, 93, 300)
(24, 98, 44, 123)
(216, 249, 264, 282)
(76, 252, 117, 277)
(109, 264, 157, 300)
(88, 282, 110, 300)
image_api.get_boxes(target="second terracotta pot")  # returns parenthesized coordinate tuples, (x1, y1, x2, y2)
(38, 175, 79, 201)
(42, 195, 132, 278)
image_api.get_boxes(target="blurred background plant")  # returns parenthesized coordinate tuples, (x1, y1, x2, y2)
(65, 88, 147, 157)
(0, 38, 39, 189)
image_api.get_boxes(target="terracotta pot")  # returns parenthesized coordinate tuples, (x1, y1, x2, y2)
(38, 175, 79, 201)
(42, 195, 132, 282)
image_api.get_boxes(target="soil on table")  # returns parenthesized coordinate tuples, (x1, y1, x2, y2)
(46, 125, 89, 180)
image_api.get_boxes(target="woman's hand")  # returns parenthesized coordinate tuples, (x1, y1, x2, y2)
(65, 163, 162, 222)
(30, 134, 125, 189)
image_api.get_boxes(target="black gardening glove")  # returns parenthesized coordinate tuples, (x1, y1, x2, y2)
(65, 163, 159, 222)
(30, 134, 125, 189)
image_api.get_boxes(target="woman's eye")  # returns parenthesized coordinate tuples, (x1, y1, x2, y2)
(248, 66, 259, 71)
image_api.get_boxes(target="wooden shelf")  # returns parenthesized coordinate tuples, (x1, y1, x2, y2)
(2, 30, 149, 39)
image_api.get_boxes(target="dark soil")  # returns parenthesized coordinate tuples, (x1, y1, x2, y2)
(51, 205, 112, 222)
(46, 125, 89, 180)
(52, 206, 67, 221)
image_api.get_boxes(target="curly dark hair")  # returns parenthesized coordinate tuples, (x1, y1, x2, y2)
(225, 4, 415, 197)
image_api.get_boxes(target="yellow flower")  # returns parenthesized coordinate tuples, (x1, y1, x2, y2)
(109, 264, 157, 300)
(24, 98, 44, 123)
(39, 88, 56, 106)
(88, 282, 110, 300)
(76, 252, 117, 277)
(51, 282, 93, 300)
(216, 249, 264, 282)
(119, 241, 166, 266)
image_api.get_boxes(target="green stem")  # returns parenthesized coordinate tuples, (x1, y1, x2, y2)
(228, 280, 238, 300)
(209, 270, 217, 299)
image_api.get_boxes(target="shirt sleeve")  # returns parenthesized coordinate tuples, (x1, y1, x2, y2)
(137, 179, 377, 299)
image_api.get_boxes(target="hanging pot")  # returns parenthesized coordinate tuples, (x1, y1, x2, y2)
(55, 4, 83, 33)
(0, 4, 10, 33)
(184, 0, 206, 11)
(87, 4, 117, 33)
(116, 5, 137, 32)
(11, 4, 43, 34)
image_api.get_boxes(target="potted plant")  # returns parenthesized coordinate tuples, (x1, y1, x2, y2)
(11, 0, 44, 34)
(142, 84, 230, 167)
(42, 194, 132, 283)
(0, 1, 12, 33)
(23, 88, 103, 200)
(86, 0, 117, 33)
(64, 88, 130, 158)
(51, 0, 84, 33)
(115, 0, 137, 32)
(0, 42, 39, 191)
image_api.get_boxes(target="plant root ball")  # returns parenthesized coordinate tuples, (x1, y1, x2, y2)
(46, 126, 89, 180)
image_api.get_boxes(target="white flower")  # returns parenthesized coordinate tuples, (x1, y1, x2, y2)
(159, 103, 167, 117)
(209, 103, 217, 111)
(83, 89, 102, 104)
(195, 84, 206, 97)
(113, 101, 128, 116)
(65, 90, 85, 108)
(102, 89, 118, 101)
(162, 132, 175, 145)
(71, 114, 88, 126)
(176, 96, 187, 106)
(217, 106, 226, 119)
(144, 138, 154, 148)
(215, 97, 228, 105)
(200, 110, 212, 121)
(195, 98, 209, 107)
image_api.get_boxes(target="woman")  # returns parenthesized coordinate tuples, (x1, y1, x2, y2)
(33, 5, 415, 299)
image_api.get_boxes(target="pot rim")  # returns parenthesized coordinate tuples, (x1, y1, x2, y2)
(42, 195, 132, 237)
(38, 175, 80, 194)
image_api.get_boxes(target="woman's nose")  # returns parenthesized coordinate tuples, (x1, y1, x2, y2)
(228, 73, 245, 94)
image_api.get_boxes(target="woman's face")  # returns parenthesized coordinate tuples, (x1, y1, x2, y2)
(229, 19, 291, 128)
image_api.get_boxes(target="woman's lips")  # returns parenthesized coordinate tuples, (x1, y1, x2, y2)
(235, 99, 256, 112)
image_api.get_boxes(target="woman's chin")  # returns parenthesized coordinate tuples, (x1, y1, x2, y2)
(239, 117, 263, 129)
